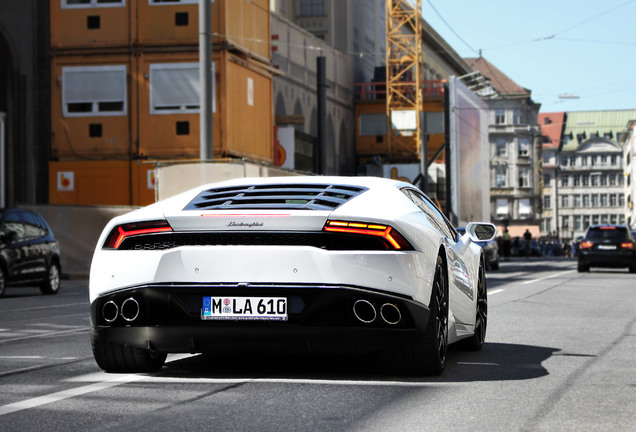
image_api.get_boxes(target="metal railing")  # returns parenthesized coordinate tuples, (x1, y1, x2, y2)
(354, 80, 445, 101)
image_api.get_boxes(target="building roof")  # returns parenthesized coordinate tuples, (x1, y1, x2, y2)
(538, 112, 565, 149)
(464, 57, 529, 97)
(560, 110, 636, 151)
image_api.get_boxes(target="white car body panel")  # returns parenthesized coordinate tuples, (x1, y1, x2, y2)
(89, 247, 434, 305)
(88, 176, 493, 371)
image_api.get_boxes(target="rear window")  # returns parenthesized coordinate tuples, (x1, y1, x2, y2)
(185, 183, 368, 211)
(585, 226, 630, 241)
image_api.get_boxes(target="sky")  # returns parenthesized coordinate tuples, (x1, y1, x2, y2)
(418, 0, 636, 113)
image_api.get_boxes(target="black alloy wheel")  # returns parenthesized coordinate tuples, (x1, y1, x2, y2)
(0, 267, 5, 297)
(40, 263, 61, 295)
(430, 256, 449, 369)
(393, 254, 448, 376)
(461, 261, 487, 351)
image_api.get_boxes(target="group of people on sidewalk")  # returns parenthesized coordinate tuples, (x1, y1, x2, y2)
(499, 227, 576, 260)
(501, 228, 532, 260)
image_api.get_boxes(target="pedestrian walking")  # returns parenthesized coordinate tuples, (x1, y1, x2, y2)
(502, 228, 512, 261)
(523, 229, 532, 259)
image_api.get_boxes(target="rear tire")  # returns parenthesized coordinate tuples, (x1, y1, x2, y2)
(577, 263, 589, 273)
(39, 262, 61, 295)
(396, 255, 448, 376)
(91, 331, 167, 373)
(459, 261, 487, 351)
(0, 267, 5, 297)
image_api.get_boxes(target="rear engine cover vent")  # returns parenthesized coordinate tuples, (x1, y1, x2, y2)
(184, 184, 368, 211)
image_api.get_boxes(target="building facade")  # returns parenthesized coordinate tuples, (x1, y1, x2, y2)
(0, 1, 50, 207)
(542, 110, 636, 241)
(465, 57, 542, 237)
(625, 121, 636, 228)
(269, 0, 386, 175)
(538, 112, 566, 239)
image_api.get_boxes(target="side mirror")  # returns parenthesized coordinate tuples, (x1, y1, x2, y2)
(465, 223, 497, 242)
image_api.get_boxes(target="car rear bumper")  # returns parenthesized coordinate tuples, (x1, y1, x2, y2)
(578, 251, 636, 268)
(90, 283, 431, 355)
(89, 246, 435, 305)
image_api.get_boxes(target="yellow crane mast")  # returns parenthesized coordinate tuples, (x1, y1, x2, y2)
(385, 0, 423, 160)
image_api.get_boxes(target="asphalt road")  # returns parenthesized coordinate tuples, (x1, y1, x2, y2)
(0, 259, 634, 431)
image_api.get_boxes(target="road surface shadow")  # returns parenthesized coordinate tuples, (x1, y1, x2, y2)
(158, 342, 561, 383)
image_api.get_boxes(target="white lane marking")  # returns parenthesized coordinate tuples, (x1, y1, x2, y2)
(0, 358, 88, 378)
(457, 362, 500, 366)
(0, 356, 77, 360)
(0, 328, 88, 344)
(1, 313, 89, 326)
(488, 289, 504, 295)
(1, 303, 87, 313)
(0, 352, 444, 416)
(487, 271, 528, 279)
(0, 354, 195, 416)
(521, 270, 574, 285)
(0, 374, 147, 416)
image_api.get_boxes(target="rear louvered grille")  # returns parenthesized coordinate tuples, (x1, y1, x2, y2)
(119, 231, 390, 251)
(184, 183, 367, 211)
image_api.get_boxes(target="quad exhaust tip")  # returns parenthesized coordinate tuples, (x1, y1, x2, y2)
(101, 297, 140, 323)
(380, 303, 401, 325)
(121, 297, 140, 322)
(353, 299, 376, 323)
(353, 300, 402, 325)
(102, 300, 119, 324)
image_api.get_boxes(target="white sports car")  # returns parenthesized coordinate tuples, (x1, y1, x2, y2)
(89, 176, 495, 376)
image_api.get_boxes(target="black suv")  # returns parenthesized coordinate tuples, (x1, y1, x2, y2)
(0, 209, 61, 296)
(578, 225, 636, 273)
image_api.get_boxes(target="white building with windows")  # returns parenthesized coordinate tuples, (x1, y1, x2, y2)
(622, 121, 635, 228)
(466, 57, 542, 237)
(554, 110, 636, 241)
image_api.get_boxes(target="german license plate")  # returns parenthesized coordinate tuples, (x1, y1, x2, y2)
(202, 296, 288, 321)
(598, 245, 617, 250)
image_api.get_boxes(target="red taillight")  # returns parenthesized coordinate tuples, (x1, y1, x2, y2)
(323, 220, 412, 250)
(620, 242, 635, 250)
(580, 241, 594, 250)
(104, 220, 172, 249)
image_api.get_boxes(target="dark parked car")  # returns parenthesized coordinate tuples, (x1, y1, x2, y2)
(0, 209, 61, 296)
(457, 227, 499, 270)
(578, 225, 636, 273)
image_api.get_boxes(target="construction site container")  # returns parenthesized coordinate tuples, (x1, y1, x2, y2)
(50, 0, 133, 50)
(212, 0, 270, 61)
(49, 160, 132, 206)
(51, 54, 135, 160)
(51, 0, 270, 61)
(136, 50, 273, 161)
(136, 51, 216, 159)
(51, 50, 273, 162)
(138, 0, 270, 60)
(218, 50, 273, 162)
(49, 160, 157, 207)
